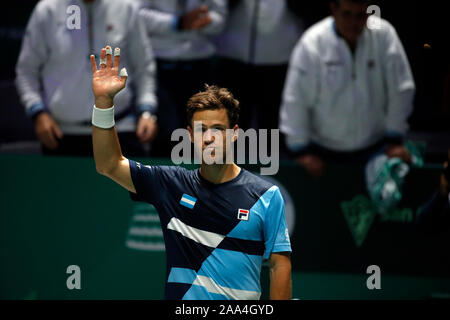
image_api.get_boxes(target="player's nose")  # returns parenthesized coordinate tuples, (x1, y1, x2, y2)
(203, 129, 215, 143)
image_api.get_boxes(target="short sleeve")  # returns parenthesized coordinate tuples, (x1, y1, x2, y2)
(263, 187, 292, 260)
(128, 159, 166, 204)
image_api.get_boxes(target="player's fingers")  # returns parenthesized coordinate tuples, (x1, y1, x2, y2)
(113, 47, 121, 70)
(90, 55, 97, 74)
(202, 16, 213, 27)
(105, 45, 113, 68)
(43, 129, 58, 149)
(136, 121, 145, 138)
(144, 124, 155, 141)
(148, 126, 158, 142)
(141, 127, 155, 143)
(99, 48, 107, 69)
(119, 67, 128, 87)
(198, 5, 208, 13)
(191, 16, 211, 29)
(52, 122, 64, 140)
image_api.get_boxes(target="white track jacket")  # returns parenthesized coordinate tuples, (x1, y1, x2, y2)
(140, 0, 227, 60)
(16, 0, 157, 134)
(280, 16, 415, 152)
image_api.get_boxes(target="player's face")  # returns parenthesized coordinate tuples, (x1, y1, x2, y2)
(188, 108, 238, 164)
(331, 0, 368, 44)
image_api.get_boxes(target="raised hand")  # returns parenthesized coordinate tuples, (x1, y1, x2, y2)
(90, 46, 127, 108)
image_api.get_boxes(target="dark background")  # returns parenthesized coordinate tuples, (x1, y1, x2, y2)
(1, 1, 449, 157)
(1, 1, 449, 300)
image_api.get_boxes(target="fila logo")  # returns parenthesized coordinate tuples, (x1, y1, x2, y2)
(237, 209, 250, 221)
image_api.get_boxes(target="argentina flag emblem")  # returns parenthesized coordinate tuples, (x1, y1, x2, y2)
(179, 193, 197, 209)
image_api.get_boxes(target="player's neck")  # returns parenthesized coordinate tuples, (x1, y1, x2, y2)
(199, 163, 241, 184)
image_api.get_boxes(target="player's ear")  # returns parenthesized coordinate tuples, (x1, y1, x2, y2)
(187, 125, 193, 143)
(232, 124, 239, 142)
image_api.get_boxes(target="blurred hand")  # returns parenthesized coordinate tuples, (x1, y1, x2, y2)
(295, 154, 326, 178)
(136, 115, 158, 143)
(90, 46, 127, 108)
(181, 5, 212, 30)
(385, 144, 412, 163)
(34, 112, 63, 150)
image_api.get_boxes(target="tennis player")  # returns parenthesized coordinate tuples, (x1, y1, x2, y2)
(90, 46, 292, 300)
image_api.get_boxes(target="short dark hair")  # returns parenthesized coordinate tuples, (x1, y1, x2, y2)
(186, 84, 240, 128)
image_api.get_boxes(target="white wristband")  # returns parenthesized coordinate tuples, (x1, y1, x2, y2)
(92, 105, 115, 129)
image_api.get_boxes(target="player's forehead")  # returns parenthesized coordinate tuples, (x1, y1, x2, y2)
(192, 108, 230, 128)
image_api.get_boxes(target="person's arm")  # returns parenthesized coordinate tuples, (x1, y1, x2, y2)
(140, 0, 226, 35)
(127, 3, 158, 142)
(279, 40, 324, 176)
(15, 2, 64, 149)
(15, 2, 48, 119)
(128, 3, 157, 112)
(139, 7, 180, 35)
(280, 39, 318, 152)
(263, 187, 293, 299)
(269, 252, 292, 300)
(382, 21, 415, 141)
(198, 0, 227, 35)
(91, 46, 135, 193)
(380, 22, 416, 162)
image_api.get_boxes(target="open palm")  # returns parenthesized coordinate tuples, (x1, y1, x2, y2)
(90, 46, 127, 101)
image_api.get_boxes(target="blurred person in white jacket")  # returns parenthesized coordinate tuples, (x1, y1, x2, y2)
(139, 0, 227, 157)
(280, 0, 415, 177)
(16, 0, 157, 156)
(215, 0, 304, 132)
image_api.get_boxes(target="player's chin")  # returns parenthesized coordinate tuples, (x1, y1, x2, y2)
(202, 154, 216, 163)
(202, 154, 226, 165)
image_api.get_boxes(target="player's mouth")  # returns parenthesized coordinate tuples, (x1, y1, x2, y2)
(203, 145, 219, 151)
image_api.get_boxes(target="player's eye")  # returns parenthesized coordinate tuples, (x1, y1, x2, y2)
(211, 128, 224, 133)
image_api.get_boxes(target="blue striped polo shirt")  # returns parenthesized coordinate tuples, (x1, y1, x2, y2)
(129, 160, 291, 300)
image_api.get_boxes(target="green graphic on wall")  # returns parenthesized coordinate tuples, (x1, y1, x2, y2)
(341, 195, 377, 247)
(125, 203, 165, 252)
(341, 194, 416, 247)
